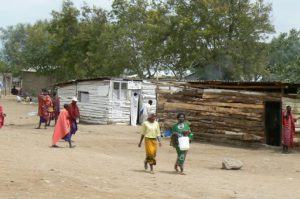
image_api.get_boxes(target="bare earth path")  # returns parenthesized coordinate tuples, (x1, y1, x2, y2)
(0, 96, 300, 199)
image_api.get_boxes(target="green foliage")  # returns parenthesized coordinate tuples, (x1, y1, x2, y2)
(167, 0, 274, 80)
(0, 23, 30, 75)
(0, 0, 277, 81)
(268, 29, 300, 82)
(0, 60, 9, 73)
(22, 21, 52, 73)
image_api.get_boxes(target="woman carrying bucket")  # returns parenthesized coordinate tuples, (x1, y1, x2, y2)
(171, 113, 193, 175)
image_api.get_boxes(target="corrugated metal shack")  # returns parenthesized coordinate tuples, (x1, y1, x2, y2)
(56, 77, 156, 124)
(157, 81, 300, 146)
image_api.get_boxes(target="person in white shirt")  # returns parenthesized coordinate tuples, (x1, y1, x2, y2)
(141, 100, 154, 122)
(130, 92, 139, 126)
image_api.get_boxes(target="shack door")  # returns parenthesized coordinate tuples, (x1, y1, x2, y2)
(265, 101, 281, 146)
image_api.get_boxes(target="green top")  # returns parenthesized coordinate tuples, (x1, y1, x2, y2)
(170, 122, 191, 148)
(171, 122, 190, 136)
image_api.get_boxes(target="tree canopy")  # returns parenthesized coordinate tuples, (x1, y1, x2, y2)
(1, 0, 297, 82)
(267, 29, 300, 82)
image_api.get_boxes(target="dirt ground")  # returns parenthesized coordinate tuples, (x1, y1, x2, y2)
(1, 96, 300, 199)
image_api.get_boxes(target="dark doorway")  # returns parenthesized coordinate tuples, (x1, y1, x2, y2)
(265, 101, 281, 146)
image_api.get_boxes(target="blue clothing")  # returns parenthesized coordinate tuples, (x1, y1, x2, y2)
(63, 121, 78, 141)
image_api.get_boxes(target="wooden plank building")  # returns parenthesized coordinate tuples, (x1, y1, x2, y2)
(156, 81, 300, 146)
(56, 77, 156, 124)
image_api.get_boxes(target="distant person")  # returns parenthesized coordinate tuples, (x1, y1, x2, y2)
(170, 113, 192, 175)
(36, 89, 47, 129)
(0, 104, 6, 128)
(16, 95, 22, 102)
(45, 91, 53, 126)
(0, 81, 3, 98)
(52, 104, 73, 148)
(18, 88, 23, 96)
(25, 96, 32, 103)
(11, 86, 18, 95)
(47, 92, 55, 126)
(52, 92, 60, 125)
(138, 114, 161, 174)
(36, 90, 52, 129)
(140, 100, 154, 122)
(67, 97, 80, 141)
(131, 92, 139, 126)
(282, 106, 296, 153)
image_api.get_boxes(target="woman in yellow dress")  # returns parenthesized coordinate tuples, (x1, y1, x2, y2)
(138, 113, 162, 174)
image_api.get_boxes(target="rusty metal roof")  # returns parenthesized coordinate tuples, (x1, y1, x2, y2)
(185, 80, 300, 93)
(54, 77, 142, 87)
(187, 80, 300, 86)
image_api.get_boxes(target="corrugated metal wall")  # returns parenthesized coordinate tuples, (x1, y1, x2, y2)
(58, 80, 112, 124)
(57, 80, 157, 124)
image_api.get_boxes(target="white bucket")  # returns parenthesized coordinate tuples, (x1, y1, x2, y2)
(178, 136, 190, 151)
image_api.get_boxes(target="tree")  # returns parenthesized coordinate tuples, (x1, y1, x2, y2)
(0, 0, 276, 81)
(111, 0, 170, 78)
(0, 23, 30, 75)
(21, 20, 53, 73)
(268, 29, 300, 82)
(165, 0, 274, 80)
(47, 0, 81, 81)
(78, 4, 124, 77)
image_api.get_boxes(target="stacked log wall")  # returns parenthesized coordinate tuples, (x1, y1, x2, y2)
(157, 83, 282, 144)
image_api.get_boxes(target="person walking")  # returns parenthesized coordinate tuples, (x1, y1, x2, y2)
(67, 97, 80, 141)
(138, 114, 161, 174)
(53, 92, 60, 125)
(170, 113, 192, 174)
(52, 104, 74, 148)
(0, 104, 6, 128)
(140, 100, 154, 122)
(36, 90, 52, 129)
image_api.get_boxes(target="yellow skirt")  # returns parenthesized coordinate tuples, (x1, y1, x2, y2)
(145, 138, 157, 165)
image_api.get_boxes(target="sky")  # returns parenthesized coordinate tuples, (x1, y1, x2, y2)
(0, 0, 299, 39)
(0, 0, 113, 27)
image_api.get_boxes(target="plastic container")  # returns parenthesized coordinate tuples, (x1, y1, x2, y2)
(163, 130, 172, 137)
(178, 136, 190, 151)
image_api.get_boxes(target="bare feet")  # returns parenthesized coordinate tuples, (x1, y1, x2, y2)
(150, 170, 155, 174)
(179, 167, 185, 175)
(68, 140, 76, 148)
(174, 164, 179, 172)
(144, 161, 148, 170)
